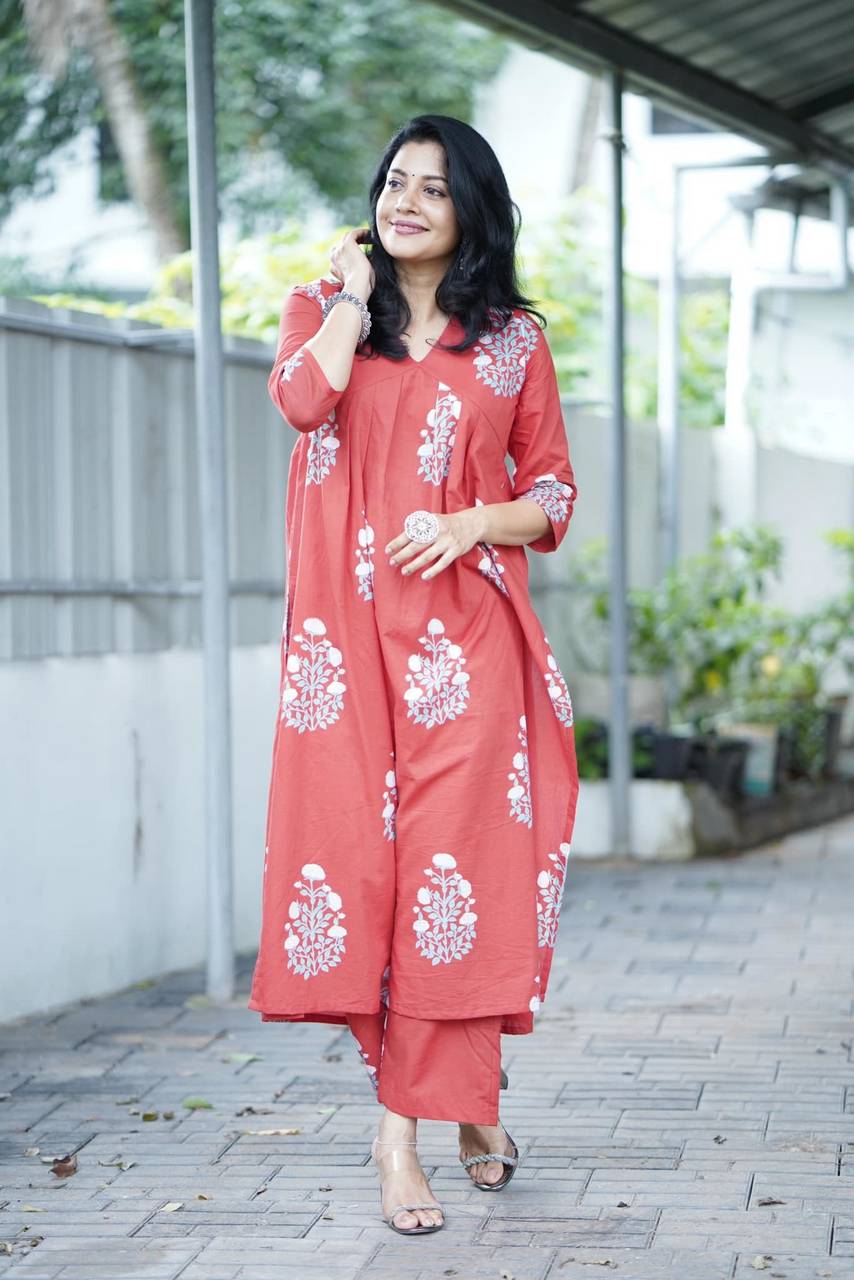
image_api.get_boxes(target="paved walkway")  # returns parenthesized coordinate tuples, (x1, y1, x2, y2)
(2, 814, 853, 1280)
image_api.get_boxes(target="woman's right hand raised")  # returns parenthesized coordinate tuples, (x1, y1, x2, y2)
(329, 227, 375, 301)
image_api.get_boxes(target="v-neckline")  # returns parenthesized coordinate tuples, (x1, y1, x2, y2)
(403, 314, 455, 366)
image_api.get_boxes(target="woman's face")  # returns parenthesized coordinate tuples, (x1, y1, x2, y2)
(375, 139, 461, 268)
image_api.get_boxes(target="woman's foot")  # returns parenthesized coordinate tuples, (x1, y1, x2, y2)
(458, 1121, 514, 1186)
(372, 1113, 444, 1231)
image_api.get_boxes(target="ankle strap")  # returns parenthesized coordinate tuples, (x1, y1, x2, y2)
(374, 1137, 417, 1145)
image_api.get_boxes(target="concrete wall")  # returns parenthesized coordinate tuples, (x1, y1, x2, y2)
(1, 646, 278, 1024)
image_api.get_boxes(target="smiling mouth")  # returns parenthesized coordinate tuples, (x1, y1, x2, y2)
(391, 221, 428, 232)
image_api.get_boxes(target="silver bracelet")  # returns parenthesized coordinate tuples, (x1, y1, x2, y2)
(321, 290, 372, 345)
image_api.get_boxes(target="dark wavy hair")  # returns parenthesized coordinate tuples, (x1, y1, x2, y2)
(359, 114, 546, 361)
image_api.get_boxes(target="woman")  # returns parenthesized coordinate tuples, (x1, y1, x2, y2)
(248, 113, 579, 1236)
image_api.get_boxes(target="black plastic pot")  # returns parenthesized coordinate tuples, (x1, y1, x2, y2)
(651, 732, 699, 780)
(702, 737, 749, 803)
(822, 707, 844, 778)
(774, 724, 794, 790)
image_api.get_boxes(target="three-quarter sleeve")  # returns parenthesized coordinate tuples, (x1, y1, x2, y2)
(267, 284, 345, 432)
(507, 322, 578, 553)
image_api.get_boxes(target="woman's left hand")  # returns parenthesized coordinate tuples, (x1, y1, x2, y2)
(385, 508, 484, 580)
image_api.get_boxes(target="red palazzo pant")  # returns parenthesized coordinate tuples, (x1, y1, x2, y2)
(346, 1008, 504, 1125)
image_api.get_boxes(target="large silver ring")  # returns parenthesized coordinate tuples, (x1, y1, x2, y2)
(404, 509, 440, 544)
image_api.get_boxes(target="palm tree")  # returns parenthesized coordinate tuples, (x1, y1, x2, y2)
(22, 0, 184, 260)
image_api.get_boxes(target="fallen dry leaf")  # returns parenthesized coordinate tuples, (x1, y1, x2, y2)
(97, 1156, 137, 1171)
(236, 1105, 274, 1116)
(244, 1127, 301, 1136)
(160, 1202, 183, 1213)
(756, 1196, 785, 1206)
(750, 1257, 773, 1270)
(19, 1206, 44, 1213)
(50, 1154, 77, 1179)
(23, 1148, 39, 1158)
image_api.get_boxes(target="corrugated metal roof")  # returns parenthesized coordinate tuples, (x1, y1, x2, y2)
(437, 0, 854, 176)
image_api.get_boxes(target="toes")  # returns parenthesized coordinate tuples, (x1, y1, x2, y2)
(393, 1208, 419, 1229)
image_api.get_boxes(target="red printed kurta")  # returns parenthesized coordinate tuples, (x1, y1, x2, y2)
(248, 276, 579, 1038)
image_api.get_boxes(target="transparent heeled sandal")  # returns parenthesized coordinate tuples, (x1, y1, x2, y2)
(370, 1136, 446, 1235)
(458, 1064, 520, 1191)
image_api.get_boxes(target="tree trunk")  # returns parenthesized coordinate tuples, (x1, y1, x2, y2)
(24, 0, 186, 260)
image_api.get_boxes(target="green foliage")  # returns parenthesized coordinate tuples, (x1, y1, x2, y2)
(622, 280, 729, 428)
(567, 524, 853, 734)
(2, 0, 507, 241)
(518, 191, 603, 396)
(0, 0, 97, 221)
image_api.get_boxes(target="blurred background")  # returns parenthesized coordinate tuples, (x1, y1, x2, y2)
(1, 0, 853, 1024)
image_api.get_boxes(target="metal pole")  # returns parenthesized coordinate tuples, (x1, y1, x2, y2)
(184, 0, 234, 1000)
(657, 164, 681, 576)
(605, 69, 631, 856)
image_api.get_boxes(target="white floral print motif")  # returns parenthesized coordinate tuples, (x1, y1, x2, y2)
(543, 634, 574, 727)
(473, 313, 539, 397)
(529, 975, 541, 1013)
(280, 349, 305, 382)
(284, 861, 347, 978)
(403, 617, 470, 727)
(382, 755, 397, 842)
(412, 852, 477, 965)
(477, 542, 509, 596)
(355, 512, 375, 601)
(473, 497, 509, 596)
(417, 382, 461, 485)
(306, 411, 340, 485)
(536, 842, 571, 949)
(356, 1043, 379, 1091)
(516, 472, 575, 524)
(282, 617, 346, 732)
(293, 280, 325, 305)
(507, 714, 533, 827)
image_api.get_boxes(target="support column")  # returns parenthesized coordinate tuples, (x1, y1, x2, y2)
(604, 68, 631, 857)
(184, 0, 235, 1000)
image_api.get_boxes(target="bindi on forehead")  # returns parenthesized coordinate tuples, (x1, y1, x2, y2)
(390, 166, 447, 182)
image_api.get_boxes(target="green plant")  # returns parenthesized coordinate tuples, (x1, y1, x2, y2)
(570, 525, 853, 753)
(574, 716, 608, 780)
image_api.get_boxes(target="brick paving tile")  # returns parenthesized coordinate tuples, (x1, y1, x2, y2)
(0, 813, 852, 1278)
